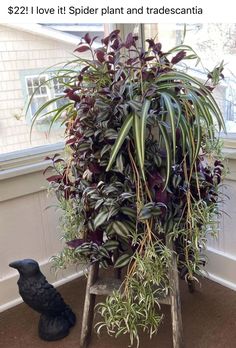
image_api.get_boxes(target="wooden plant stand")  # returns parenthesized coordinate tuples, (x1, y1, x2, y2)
(80, 247, 184, 348)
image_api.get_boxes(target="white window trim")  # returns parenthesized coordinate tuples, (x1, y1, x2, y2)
(25, 74, 51, 119)
(0, 71, 68, 175)
(24, 72, 67, 122)
(0, 142, 64, 180)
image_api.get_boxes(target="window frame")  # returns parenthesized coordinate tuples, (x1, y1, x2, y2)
(0, 142, 64, 180)
(25, 73, 52, 120)
(0, 67, 66, 172)
(23, 71, 68, 123)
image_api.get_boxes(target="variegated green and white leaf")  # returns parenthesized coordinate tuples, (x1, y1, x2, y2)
(116, 153, 124, 173)
(120, 207, 137, 219)
(133, 113, 145, 179)
(128, 100, 142, 111)
(104, 129, 118, 140)
(140, 99, 151, 163)
(94, 211, 109, 229)
(160, 92, 177, 160)
(114, 253, 131, 268)
(103, 240, 119, 251)
(112, 221, 130, 239)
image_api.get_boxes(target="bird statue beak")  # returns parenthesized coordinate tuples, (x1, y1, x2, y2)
(9, 261, 21, 269)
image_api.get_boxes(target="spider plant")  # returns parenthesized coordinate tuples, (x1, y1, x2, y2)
(30, 30, 226, 347)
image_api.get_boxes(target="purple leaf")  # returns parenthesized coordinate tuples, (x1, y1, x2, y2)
(65, 89, 80, 102)
(67, 239, 84, 248)
(88, 162, 102, 174)
(110, 38, 120, 50)
(146, 39, 155, 48)
(74, 45, 90, 53)
(96, 49, 105, 63)
(148, 172, 169, 205)
(102, 35, 110, 46)
(66, 138, 77, 145)
(80, 66, 89, 73)
(153, 43, 162, 53)
(144, 56, 155, 62)
(125, 33, 134, 48)
(214, 160, 224, 167)
(109, 29, 120, 40)
(83, 33, 91, 44)
(43, 165, 53, 175)
(91, 36, 99, 45)
(171, 51, 186, 64)
(46, 175, 62, 183)
(102, 30, 120, 46)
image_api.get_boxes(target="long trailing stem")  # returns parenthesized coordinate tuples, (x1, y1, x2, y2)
(38, 30, 225, 347)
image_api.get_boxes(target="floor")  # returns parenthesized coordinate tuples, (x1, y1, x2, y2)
(0, 274, 236, 348)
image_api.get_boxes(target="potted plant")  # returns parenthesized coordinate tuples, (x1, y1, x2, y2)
(33, 30, 225, 346)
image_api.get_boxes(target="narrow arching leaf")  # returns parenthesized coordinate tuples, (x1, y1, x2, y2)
(106, 114, 133, 171)
(140, 99, 151, 163)
(193, 105, 202, 164)
(48, 102, 73, 134)
(158, 123, 172, 190)
(188, 91, 205, 163)
(128, 100, 142, 111)
(178, 120, 187, 156)
(133, 114, 145, 179)
(166, 44, 200, 65)
(156, 71, 225, 132)
(30, 96, 64, 138)
(202, 101, 215, 140)
(160, 92, 177, 160)
(179, 113, 193, 162)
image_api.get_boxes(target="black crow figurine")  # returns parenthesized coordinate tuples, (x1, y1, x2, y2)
(9, 258, 76, 341)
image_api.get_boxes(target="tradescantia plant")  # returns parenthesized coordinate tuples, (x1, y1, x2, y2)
(32, 30, 226, 346)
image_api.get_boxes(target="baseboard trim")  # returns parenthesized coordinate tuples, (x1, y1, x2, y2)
(207, 272, 236, 291)
(205, 247, 236, 291)
(1, 248, 236, 313)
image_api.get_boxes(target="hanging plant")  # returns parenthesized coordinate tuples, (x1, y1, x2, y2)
(32, 30, 226, 347)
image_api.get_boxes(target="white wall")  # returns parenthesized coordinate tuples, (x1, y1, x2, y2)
(206, 154, 236, 290)
(0, 150, 81, 312)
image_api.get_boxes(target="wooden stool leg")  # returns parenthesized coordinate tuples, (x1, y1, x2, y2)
(80, 262, 99, 348)
(170, 249, 184, 348)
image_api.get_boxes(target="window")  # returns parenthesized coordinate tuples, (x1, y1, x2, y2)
(25, 74, 68, 125)
(143, 24, 236, 137)
(52, 77, 67, 108)
(26, 75, 50, 117)
(0, 23, 104, 156)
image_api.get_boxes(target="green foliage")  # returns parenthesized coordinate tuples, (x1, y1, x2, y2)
(96, 242, 171, 347)
(30, 30, 226, 346)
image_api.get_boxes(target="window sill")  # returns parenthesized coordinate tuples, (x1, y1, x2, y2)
(222, 148, 236, 161)
(0, 142, 64, 181)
